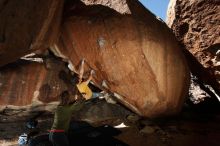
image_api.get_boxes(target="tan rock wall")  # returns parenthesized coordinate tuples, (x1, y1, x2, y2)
(0, 55, 69, 106)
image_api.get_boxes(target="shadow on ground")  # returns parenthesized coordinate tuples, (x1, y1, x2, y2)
(29, 121, 129, 146)
(69, 121, 129, 146)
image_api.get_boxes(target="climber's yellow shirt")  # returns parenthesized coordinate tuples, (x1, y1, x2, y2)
(76, 82, 92, 100)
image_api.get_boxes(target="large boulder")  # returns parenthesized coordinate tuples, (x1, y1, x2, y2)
(0, 0, 64, 67)
(52, 0, 190, 118)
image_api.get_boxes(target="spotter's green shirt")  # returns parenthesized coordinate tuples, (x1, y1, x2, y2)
(51, 101, 84, 132)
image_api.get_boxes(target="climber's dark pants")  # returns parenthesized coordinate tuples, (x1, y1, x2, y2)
(49, 132, 69, 146)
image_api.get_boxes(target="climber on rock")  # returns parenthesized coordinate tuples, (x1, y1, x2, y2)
(76, 59, 95, 100)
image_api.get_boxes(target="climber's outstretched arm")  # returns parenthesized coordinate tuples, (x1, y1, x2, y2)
(78, 59, 85, 84)
(84, 70, 95, 85)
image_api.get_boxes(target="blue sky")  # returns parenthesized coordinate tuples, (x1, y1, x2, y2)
(139, 0, 169, 21)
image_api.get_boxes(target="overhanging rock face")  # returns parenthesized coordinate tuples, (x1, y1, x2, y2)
(0, 0, 64, 67)
(53, 0, 190, 118)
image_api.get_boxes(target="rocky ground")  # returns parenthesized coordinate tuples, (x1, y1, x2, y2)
(0, 98, 220, 146)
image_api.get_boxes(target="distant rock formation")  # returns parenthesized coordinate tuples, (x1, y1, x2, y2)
(167, 0, 220, 101)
